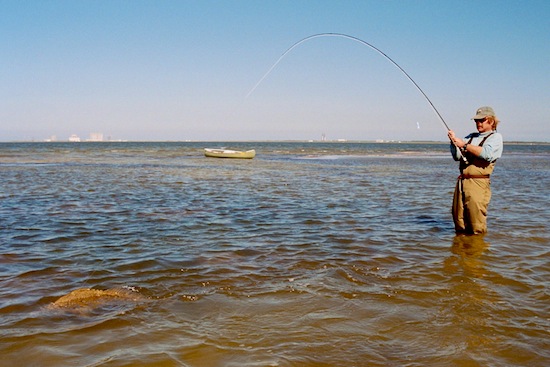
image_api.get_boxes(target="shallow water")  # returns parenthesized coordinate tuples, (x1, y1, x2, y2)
(1, 141, 549, 366)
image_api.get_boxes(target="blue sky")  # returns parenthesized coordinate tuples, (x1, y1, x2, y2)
(1, 0, 549, 142)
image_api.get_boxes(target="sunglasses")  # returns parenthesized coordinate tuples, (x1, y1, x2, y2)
(474, 118, 487, 123)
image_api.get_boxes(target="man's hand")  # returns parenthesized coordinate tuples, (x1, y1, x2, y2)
(448, 130, 464, 148)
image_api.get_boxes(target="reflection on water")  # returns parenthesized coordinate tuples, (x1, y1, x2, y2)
(0, 142, 549, 366)
(452, 234, 489, 258)
(447, 234, 490, 278)
(442, 235, 500, 359)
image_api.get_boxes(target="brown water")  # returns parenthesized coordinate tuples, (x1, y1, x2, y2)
(1, 142, 549, 366)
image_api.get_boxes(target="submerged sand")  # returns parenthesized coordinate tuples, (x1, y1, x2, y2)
(47, 287, 145, 314)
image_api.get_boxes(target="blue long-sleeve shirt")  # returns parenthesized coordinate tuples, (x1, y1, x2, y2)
(450, 131, 503, 162)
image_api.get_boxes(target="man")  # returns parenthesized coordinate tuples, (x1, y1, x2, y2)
(447, 106, 503, 234)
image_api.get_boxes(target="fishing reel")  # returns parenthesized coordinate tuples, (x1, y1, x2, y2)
(455, 143, 469, 165)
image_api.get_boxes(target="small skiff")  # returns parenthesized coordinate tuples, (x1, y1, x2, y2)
(204, 148, 256, 159)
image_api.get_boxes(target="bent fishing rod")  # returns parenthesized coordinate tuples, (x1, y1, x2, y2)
(247, 32, 467, 162)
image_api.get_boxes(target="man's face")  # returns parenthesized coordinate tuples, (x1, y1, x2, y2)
(474, 118, 492, 133)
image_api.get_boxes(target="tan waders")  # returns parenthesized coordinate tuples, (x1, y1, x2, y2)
(452, 133, 496, 234)
(452, 165, 494, 234)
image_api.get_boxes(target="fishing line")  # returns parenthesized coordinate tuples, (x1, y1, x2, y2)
(247, 33, 467, 161)
(247, 33, 451, 130)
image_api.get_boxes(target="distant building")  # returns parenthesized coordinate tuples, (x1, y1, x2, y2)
(69, 134, 81, 142)
(87, 132, 104, 142)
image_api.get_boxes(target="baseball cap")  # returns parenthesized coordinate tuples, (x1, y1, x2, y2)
(472, 106, 495, 120)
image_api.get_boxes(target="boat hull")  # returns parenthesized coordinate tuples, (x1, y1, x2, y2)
(204, 148, 256, 159)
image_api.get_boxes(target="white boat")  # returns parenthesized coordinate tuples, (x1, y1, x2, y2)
(204, 148, 256, 159)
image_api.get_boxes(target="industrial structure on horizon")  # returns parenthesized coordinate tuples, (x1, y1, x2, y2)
(44, 132, 115, 142)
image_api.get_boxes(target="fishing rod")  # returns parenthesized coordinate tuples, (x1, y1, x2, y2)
(247, 32, 467, 162)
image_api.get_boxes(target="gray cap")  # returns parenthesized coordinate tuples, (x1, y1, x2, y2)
(472, 106, 495, 120)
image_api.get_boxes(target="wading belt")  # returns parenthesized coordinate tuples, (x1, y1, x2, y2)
(458, 174, 491, 180)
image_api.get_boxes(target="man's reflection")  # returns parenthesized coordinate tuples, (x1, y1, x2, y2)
(445, 234, 489, 278)
(451, 234, 489, 257)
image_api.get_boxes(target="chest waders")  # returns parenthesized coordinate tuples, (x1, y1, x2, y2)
(452, 133, 496, 234)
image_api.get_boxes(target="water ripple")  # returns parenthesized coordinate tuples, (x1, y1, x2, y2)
(1, 142, 549, 366)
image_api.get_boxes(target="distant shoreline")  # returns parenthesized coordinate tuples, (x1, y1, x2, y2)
(1, 140, 548, 145)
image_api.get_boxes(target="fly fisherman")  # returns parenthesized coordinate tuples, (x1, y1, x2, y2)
(447, 106, 503, 234)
